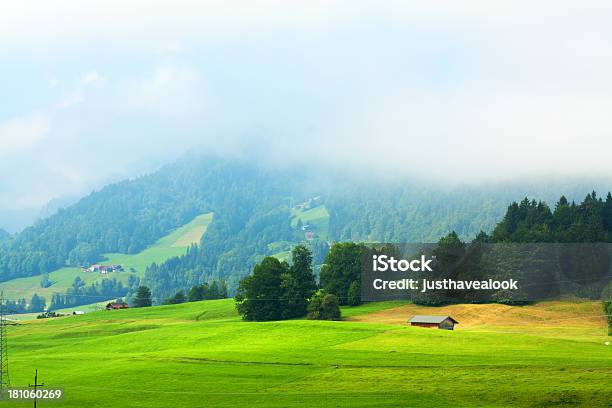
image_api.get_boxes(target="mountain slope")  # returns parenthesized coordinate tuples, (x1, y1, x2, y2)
(0, 156, 293, 281)
(1, 154, 609, 292)
(0, 212, 213, 305)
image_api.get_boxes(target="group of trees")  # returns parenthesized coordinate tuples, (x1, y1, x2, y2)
(366, 193, 612, 306)
(49, 275, 139, 309)
(4, 294, 46, 313)
(237, 192, 612, 320)
(319, 242, 364, 306)
(489, 192, 612, 243)
(234, 242, 372, 322)
(128, 280, 229, 307)
(132, 286, 153, 307)
(306, 290, 341, 320)
(235, 245, 320, 321)
(40, 274, 52, 288)
(163, 280, 228, 305)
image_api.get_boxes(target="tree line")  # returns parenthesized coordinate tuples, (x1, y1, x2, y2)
(4, 294, 46, 313)
(0, 156, 297, 282)
(5, 154, 600, 286)
(236, 193, 612, 321)
(489, 192, 612, 243)
(235, 243, 369, 321)
(162, 280, 228, 305)
(49, 275, 140, 309)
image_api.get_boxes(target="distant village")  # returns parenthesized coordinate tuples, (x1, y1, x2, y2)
(293, 196, 322, 242)
(81, 264, 124, 274)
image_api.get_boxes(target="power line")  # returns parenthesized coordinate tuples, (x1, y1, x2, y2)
(0, 292, 10, 392)
(28, 369, 44, 408)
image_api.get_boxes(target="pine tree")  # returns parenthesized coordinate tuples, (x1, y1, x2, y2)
(280, 245, 317, 318)
(235, 257, 287, 321)
(320, 243, 365, 305)
(133, 286, 152, 307)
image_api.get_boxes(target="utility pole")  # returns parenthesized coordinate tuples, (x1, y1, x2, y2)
(28, 369, 44, 408)
(0, 292, 9, 392)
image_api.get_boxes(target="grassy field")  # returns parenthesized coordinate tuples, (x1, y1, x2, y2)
(268, 205, 330, 262)
(0, 213, 213, 304)
(102, 212, 213, 273)
(347, 300, 609, 340)
(5, 299, 611, 407)
(291, 205, 329, 240)
(267, 241, 294, 263)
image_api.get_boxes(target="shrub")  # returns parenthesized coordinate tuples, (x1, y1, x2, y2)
(604, 301, 612, 336)
(307, 290, 341, 320)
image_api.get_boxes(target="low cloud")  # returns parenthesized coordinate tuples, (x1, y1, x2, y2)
(0, 63, 209, 218)
(83, 71, 100, 84)
(1, 1, 612, 229)
(117, 64, 207, 117)
(0, 114, 49, 157)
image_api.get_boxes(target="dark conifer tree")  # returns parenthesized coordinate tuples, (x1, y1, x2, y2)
(133, 286, 152, 308)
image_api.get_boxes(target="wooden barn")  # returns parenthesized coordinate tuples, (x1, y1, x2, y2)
(106, 302, 129, 310)
(409, 315, 458, 330)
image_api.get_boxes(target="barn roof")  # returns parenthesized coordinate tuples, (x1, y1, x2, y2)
(409, 315, 458, 324)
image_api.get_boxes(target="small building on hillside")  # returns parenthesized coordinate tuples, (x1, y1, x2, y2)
(409, 315, 458, 330)
(87, 264, 123, 273)
(106, 302, 129, 310)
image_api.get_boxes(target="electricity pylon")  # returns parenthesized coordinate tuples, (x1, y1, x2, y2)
(0, 291, 10, 391)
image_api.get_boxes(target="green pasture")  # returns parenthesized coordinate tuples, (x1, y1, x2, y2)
(291, 205, 329, 240)
(5, 299, 611, 407)
(0, 213, 213, 305)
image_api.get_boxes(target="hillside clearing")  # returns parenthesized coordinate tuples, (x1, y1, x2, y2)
(171, 212, 213, 247)
(291, 205, 329, 240)
(0, 212, 213, 305)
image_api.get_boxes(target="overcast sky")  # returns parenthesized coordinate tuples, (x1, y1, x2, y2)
(2, 1, 612, 230)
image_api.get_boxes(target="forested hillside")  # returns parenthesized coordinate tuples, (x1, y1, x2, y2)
(490, 193, 612, 242)
(0, 157, 297, 281)
(319, 193, 612, 307)
(1, 154, 608, 294)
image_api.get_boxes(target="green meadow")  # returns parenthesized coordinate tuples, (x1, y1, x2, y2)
(101, 212, 213, 273)
(291, 205, 330, 240)
(266, 205, 330, 262)
(0, 213, 213, 305)
(5, 299, 611, 407)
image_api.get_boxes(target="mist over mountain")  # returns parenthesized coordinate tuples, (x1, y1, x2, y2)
(3, 2, 612, 230)
(0, 153, 608, 291)
(38, 196, 80, 220)
(0, 195, 81, 234)
(0, 228, 10, 242)
(0, 208, 39, 234)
